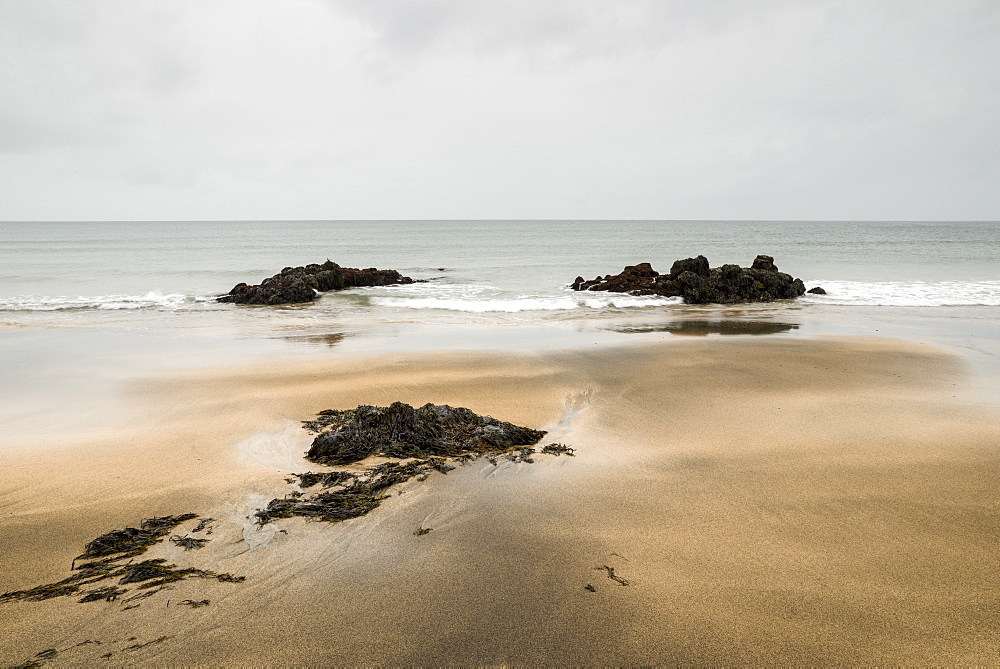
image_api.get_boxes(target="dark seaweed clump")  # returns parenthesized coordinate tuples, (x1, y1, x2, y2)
(292, 470, 355, 489)
(0, 515, 242, 605)
(77, 513, 197, 560)
(257, 402, 551, 525)
(258, 402, 573, 527)
(303, 402, 547, 465)
(541, 443, 576, 456)
(257, 460, 427, 525)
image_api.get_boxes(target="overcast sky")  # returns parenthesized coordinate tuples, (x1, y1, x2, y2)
(0, 0, 997, 221)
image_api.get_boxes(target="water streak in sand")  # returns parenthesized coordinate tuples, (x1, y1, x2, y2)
(232, 494, 279, 553)
(236, 424, 313, 473)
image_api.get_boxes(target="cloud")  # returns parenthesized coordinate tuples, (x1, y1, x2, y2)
(0, 1, 195, 153)
(0, 0, 997, 220)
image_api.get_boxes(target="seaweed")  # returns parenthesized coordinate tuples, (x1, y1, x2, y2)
(1, 513, 243, 607)
(305, 402, 546, 466)
(1, 581, 81, 603)
(112, 559, 242, 589)
(117, 559, 188, 585)
(77, 513, 198, 560)
(293, 471, 354, 489)
(121, 587, 166, 604)
(78, 586, 128, 603)
(425, 457, 455, 473)
(505, 447, 535, 463)
(124, 635, 173, 652)
(594, 565, 629, 586)
(192, 517, 214, 533)
(13, 648, 57, 668)
(179, 599, 210, 608)
(256, 458, 459, 525)
(255, 485, 382, 525)
(170, 534, 208, 550)
(541, 443, 576, 456)
(413, 527, 432, 536)
(584, 584, 597, 592)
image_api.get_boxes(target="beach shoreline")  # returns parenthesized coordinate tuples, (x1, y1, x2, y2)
(3, 334, 999, 665)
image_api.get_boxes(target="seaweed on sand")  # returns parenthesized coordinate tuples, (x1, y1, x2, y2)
(256, 481, 382, 524)
(541, 443, 576, 456)
(170, 534, 209, 550)
(192, 517, 214, 533)
(505, 447, 535, 463)
(257, 459, 454, 525)
(178, 599, 210, 608)
(1, 514, 243, 606)
(262, 404, 575, 526)
(77, 513, 198, 560)
(303, 402, 547, 466)
(124, 635, 173, 651)
(114, 559, 243, 588)
(293, 471, 355, 489)
(0, 580, 81, 603)
(13, 648, 58, 668)
(78, 586, 128, 603)
(594, 565, 630, 586)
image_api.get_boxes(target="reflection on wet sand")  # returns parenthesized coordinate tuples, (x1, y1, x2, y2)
(280, 333, 346, 347)
(613, 320, 799, 336)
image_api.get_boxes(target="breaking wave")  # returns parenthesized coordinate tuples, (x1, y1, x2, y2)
(800, 280, 1000, 307)
(0, 291, 195, 311)
(370, 294, 681, 312)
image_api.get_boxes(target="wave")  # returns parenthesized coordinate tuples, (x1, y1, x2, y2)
(801, 280, 1000, 307)
(370, 294, 681, 313)
(0, 291, 193, 311)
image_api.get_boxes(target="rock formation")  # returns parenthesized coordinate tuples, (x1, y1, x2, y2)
(218, 260, 415, 305)
(572, 255, 808, 304)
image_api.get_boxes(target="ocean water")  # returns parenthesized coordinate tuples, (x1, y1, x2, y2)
(2, 220, 998, 439)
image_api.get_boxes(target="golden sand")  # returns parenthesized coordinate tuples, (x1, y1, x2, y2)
(2, 337, 999, 665)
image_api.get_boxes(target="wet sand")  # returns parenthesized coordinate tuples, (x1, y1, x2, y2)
(2, 337, 1000, 665)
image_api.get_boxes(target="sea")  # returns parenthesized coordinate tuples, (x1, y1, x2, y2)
(2, 220, 998, 441)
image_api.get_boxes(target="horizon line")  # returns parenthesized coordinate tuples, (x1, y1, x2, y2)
(2, 218, 998, 224)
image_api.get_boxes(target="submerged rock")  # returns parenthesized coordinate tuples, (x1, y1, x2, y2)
(807, 286, 827, 295)
(218, 260, 415, 305)
(571, 254, 806, 305)
(305, 401, 546, 466)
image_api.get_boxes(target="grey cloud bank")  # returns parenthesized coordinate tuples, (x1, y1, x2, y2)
(0, 0, 997, 221)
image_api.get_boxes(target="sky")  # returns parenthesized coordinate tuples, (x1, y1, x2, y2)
(0, 0, 997, 221)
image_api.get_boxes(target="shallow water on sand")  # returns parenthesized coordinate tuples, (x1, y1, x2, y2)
(1, 220, 998, 443)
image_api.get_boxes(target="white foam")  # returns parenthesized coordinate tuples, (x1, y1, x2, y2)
(370, 293, 680, 313)
(801, 280, 1000, 307)
(0, 291, 189, 311)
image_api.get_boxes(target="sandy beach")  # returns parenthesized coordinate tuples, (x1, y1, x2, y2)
(2, 335, 999, 665)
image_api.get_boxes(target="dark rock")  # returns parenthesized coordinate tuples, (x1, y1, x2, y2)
(574, 263, 663, 293)
(751, 254, 777, 271)
(669, 255, 710, 279)
(571, 255, 807, 305)
(218, 260, 416, 305)
(306, 401, 546, 466)
(807, 286, 827, 295)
